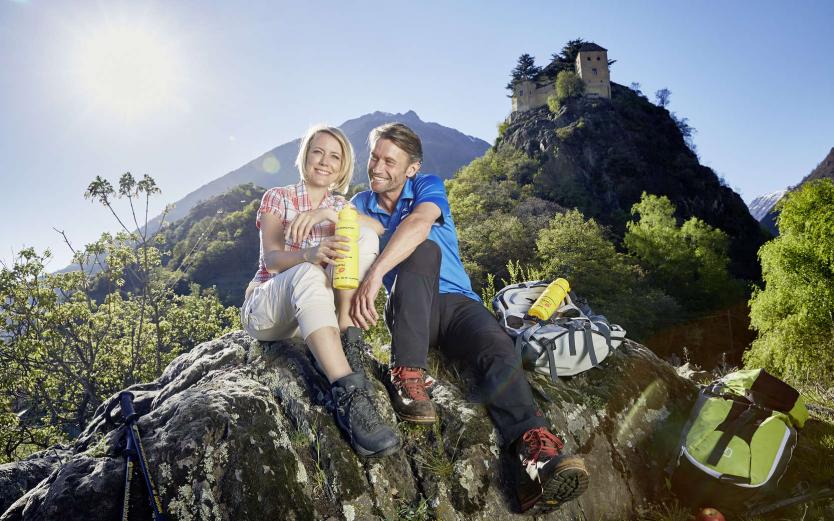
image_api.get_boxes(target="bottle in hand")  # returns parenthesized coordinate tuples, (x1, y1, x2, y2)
(333, 207, 359, 290)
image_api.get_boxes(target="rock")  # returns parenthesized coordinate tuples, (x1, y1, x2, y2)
(499, 85, 765, 282)
(1, 331, 698, 520)
(0, 448, 70, 514)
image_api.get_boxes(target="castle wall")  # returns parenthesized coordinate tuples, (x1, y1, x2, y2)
(513, 80, 554, 112)
(575, 50, 611, 98)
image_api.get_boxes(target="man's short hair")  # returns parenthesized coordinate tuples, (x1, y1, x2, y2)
(295, 124, 355, 194)
(369, 123, 423, 166)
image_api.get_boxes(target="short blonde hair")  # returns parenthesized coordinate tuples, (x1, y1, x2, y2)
(295, 125, 355, 194)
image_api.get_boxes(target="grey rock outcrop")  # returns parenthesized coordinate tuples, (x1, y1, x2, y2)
(1, 331, 697, 520)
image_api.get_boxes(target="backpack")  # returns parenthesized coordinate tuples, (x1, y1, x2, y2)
(492, 281, 626, 379)
(671, 368, 809, 512)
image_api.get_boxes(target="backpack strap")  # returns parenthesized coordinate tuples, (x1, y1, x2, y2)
(705, 402, 769, 467)
(582, 321, 599, 367)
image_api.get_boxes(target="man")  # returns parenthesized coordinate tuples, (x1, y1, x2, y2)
(349, 123, 590, 513)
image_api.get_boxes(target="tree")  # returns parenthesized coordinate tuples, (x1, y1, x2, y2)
(535, 210, 678, 339)
(624, 192, 743, 312)
(654, 88, 671, 108)
(744, 179, 834, 385)
(507, 53, 542, 90)
(0, 174, 240, 463)
(447, 148, 542, 287)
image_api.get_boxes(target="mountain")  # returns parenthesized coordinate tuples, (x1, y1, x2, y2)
(758, 146, 834, 235)
(747, 189, 787, 221)
(147, 110, 489, 232)
(498, 83, 767, 281)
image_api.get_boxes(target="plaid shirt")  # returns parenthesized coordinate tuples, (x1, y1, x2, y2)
(253, 181, 348, 283)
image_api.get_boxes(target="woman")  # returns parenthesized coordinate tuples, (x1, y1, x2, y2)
(241, 124, 399, 458)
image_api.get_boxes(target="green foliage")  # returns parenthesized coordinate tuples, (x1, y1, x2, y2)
(496, 119, 509, 136)
(624, 192, 744, 312)
(547, 95, 560, 114)
(745, 180, 834, 385)
(507, 53, 541, 90)
(0, 174, 240, 463)
(535, 210, 678, 339)
(446, 148, 544, 287)
(555, 70, 585, 103)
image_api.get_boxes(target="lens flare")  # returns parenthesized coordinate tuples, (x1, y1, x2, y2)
(261, 155, 281, 174)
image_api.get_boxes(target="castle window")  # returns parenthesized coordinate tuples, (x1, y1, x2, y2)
(596, 56, 601, 61)
(592, 68, 598, 75)
(587, 57, 591, 61)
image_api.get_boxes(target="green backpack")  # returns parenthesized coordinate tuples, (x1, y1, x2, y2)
(671, 369, 808, 511)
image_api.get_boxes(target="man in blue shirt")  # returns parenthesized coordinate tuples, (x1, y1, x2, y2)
(350, 123, 589, 513)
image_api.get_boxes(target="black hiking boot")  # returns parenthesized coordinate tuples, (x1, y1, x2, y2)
(331, 372, 400, 458)
(341, 326, 370, 377)
(388, 366, 436, 424)
(514, 427, 589, 513)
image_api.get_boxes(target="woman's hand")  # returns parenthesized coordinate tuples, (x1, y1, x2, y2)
(288, 208, 338, 244)
(302, 235, 350, 266)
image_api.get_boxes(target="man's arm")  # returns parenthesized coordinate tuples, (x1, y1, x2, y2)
(350, 202, 440, 329)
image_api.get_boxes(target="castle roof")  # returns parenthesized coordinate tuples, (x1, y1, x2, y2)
(578, 43, 607, 52)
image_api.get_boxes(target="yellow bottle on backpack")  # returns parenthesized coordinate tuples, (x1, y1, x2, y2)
(526, 278, 570, 321)
(332, 207, 359, 290)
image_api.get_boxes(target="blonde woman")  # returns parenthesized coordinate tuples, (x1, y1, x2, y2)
(241, 124, 398, 457)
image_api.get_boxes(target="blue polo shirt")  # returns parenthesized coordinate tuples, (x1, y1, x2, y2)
(351, 174, 480, 302)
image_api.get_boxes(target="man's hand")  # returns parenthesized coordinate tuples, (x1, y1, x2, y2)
(350, 270, 383, 330)
(302, 235, 349, 266)
(288, 208, 337, 245)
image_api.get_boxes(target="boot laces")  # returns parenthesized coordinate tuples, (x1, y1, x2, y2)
(521, 427, 564, 463)
(338, 387, 382, 431)
(391, 366, 430, 401)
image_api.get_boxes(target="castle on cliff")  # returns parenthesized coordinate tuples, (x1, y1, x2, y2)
(511, 43, 611, 113)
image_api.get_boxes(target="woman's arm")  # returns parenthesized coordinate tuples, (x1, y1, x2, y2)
(261, 211, 348, 273)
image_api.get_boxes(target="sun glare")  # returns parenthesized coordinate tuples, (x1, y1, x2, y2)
(72, 24, 181, 120)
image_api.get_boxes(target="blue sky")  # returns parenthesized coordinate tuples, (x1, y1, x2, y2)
(1, 0, 833, 268)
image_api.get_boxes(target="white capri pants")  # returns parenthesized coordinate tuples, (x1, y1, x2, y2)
(241, 226, 379, 342)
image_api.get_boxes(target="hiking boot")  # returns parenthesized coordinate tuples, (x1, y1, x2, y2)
(388, 366, 436, 424)
(341, 326, 369, 377)
(514, 427, 589, 513)
(331, 372, 400, 458)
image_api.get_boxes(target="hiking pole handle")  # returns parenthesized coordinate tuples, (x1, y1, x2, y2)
(119, 391, 139, 424)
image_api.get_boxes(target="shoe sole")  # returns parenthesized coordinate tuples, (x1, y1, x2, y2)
(354, 439, 401, 458)
(394, 411, 437, 424)
(519, 457, 590, 513)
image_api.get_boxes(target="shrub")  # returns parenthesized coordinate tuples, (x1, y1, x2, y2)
(555, 70, 585, 102)
(744, 179, 834, 385)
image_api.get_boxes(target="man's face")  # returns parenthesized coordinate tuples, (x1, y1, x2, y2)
(367, 138, 419, 196)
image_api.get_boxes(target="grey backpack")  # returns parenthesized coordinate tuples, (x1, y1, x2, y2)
(492, 281, 626, 379)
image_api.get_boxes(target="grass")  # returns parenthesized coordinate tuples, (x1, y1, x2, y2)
(391, 496, 434, 521)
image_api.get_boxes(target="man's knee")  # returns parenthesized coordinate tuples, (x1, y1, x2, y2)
(401, 239, 441, 272)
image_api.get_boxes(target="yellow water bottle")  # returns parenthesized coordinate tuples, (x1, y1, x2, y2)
(332, 207, 359, 290)
(526, 278, 571, 321)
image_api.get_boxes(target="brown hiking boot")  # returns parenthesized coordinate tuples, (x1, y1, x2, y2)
(514, 427, 589, 513)
(388, 366, 436, 423)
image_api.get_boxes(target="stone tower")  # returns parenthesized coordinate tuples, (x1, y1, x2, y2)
(575, 43, 611, 98)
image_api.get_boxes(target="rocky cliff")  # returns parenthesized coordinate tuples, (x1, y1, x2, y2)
(498, 84, 767, 281)
(1, 331, 697, 520)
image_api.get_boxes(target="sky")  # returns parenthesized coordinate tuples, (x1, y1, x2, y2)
(1, 0, 833, 269)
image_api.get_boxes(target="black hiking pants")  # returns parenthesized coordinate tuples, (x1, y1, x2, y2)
(385, 240, 548, 445)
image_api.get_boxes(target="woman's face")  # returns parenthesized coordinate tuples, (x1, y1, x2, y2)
(304, 132, 343, 189)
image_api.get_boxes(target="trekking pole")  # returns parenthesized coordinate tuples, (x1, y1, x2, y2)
(106, 391, 168, 521)
(746, 479, 834, 517)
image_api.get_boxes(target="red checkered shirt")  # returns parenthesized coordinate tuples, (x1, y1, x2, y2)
(252, 181, 348, 283)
